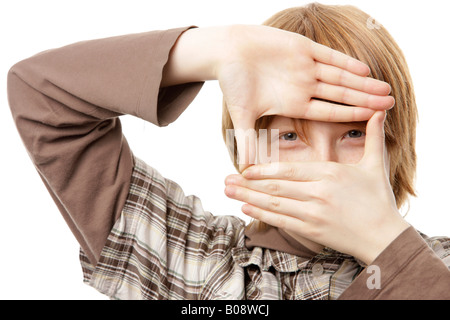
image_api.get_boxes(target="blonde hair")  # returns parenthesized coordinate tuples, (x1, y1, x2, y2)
(222, 3, 418, 219)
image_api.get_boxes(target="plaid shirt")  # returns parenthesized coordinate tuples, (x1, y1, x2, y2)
(9, 26, 449, 300)
(79, 156, 447, 300)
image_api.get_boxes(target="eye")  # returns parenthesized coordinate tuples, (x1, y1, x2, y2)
(345, 130, 365, 139)
(280, 132, 298, 141)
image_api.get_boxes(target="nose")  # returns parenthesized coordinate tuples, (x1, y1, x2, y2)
(312, 143, 338, 162)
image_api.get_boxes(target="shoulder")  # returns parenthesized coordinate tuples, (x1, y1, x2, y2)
(419, 230, 450, 262)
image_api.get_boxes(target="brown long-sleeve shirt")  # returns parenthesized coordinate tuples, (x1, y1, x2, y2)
(8, 27, 450, 299)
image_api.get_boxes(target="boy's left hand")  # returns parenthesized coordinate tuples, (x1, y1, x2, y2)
(224, 111, 409, 264)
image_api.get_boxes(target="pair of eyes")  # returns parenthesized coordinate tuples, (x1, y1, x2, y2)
(280, 129, 365, 141)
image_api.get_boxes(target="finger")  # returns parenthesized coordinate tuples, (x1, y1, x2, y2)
(228, 111, 257, 172)
(242, 161, 334, 181)
(361, 111, 387, 166)
(224, 184, 309, 219)
(304, 99, 376, 122)
(315, 62, 391, 96)
(241, 203, 307, 234)
(310, 41, 370, 76)
(314, 82, 395, 110)
(225, 174, 316, 200)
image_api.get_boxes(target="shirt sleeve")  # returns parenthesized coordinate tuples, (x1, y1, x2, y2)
(338, 226, 450, 300)
(7, 27, 204, 266)
(80, 156, 246, 300)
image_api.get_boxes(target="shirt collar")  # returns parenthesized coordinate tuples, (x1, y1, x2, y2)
(244, 224, 318, 259)
(235, 224, 365, 272)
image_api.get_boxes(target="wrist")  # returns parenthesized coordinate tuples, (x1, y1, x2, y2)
(359, 214, 410, 265)
(161, 26, 229, 87)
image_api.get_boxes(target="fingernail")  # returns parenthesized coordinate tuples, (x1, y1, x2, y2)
(389, 96, 395, 109)
(225, 176, 236, 185)
(224, 185, 236, 197)
(242, 168, 254, 179)
(241, 204, 252, 215)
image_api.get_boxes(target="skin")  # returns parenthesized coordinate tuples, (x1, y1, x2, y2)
(224, 112, 410, 265)
(232, 116, 370, 254)
(161, 25, 403, 265)
(162, 25, 394, 170)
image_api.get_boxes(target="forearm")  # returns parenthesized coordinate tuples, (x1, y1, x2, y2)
(339, 227, 450, 300)
(8, 27, 203, 265)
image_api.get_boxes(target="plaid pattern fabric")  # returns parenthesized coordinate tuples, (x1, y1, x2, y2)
(79, 156, 448, 300)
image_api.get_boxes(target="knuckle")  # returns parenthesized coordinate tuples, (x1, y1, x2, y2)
(305, 203, 324, 223)
(309, 182, 323, 200)
(265, 181, 280, 195)
(314, 62, 322, 80)
(315, 183, 332, 202)
(341, 87, 350, 104)
(303, 213, 324, 238)
(306, 226, 322, 239)
(329, 49, 337, 66)
(283, 166, 297, 179)
(327, 103, 337, 122)
(338, 68, 345, 84)
(314, 82, 324, 98)
(268, 195, 281, 210)
(275, 214, 287, 230)
(323, 162, 340, 181)
(303, 204, 317, 225)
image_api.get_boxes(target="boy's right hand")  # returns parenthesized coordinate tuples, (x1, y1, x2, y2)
(163, 25, 394, 171)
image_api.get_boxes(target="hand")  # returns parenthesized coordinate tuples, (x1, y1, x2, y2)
(224, 111, 410, 264)
(215, 25, 394, 170)
(162, 25, 395, 171)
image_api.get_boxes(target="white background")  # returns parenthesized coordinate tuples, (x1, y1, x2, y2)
(1, 0, 449, 299)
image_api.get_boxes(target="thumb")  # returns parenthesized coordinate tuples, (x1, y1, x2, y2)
(361, 111, 387, 168)
(229, 111, 257, 172)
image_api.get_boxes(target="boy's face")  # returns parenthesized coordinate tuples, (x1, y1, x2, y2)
(261, 115, 370, 165)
